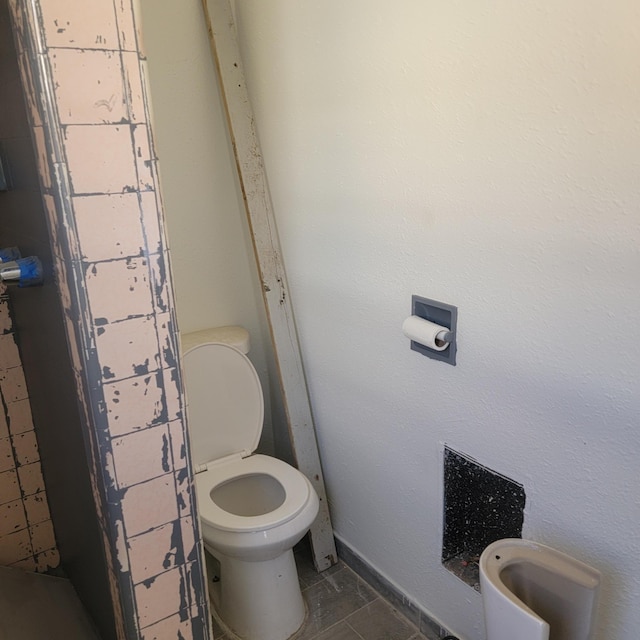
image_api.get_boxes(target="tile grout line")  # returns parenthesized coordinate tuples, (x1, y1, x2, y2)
(344, 620, 368, 640)
(336, 563, 431, 640)
(342, 594, 424, 640)
(301, 591, 381, 640)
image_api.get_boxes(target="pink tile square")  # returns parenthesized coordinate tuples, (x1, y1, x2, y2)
(112, 424, 171, 489)
(155, 313, 178, 370)
(0, 528, 32, 564)
(162, 369, 182, 424)
(139, 191, 164, 255)
(0, 334, 20, 369)
(10, 555, 37, 572)
(132, 125, 154, 191)
(135, 566, 183, 627)
(175, 470, 193, 518)
(181, 565, 202, 611)
(17, 462, 46, 496)
(114, 0, 138, 52)
(122, 52, 145, 124)
(0, 470, 21, 505)
(0, 437, 16, 473)
(168, 421, 187, 472)
(35, 548, 60, 572)
(38, 0, 119, 50)
(64, 125, 137, 195)
(24, 492, 52, 526)
(51, 49, 127, 125)
(149, 252, 172, 313)
(85, 257, 153, 324)
(103, 372, 165, 437)
(140, 612, 193, 640)
(30, 519, 57, 554)
(73, 194, 145, 262)
(7, 399, 34, 436)
(0, 298, 12, 334)
(12, 431, 40, 466)
(120, 474, 178, 536)
(0, 499, 27, 537)
(128, 521, 178, 584)
(95, 315, 160, 381)
(180, 516, 197, 564)
(0, 366, 28, 402)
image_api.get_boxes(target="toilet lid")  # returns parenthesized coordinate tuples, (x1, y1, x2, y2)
(183, 343, 263, 466)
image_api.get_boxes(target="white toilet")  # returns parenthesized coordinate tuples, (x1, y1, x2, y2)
(479, 538, 601, 640)
(181, 327, 320, 640)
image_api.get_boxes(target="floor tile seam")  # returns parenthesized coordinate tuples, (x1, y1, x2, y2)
(335, 563, 385, 605)
(343, 595, 422, 640)
(337, 560, 428, 637)
(301, 563, 349, 593)
(297, 557, 342, 593)
(299, 573, 326, 593)
(378, 601, 425, 639)
(302, 595, 379, 640)
(301, 616, 351, 640)
(343, 619, 368, 640)
(334, 594, 382, 629)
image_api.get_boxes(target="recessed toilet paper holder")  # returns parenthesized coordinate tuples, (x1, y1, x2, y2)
(405, 295, 457, 365)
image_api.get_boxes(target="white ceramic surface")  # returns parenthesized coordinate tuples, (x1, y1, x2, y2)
(183, 338, 319, 640)
(480, 539, 601, 640)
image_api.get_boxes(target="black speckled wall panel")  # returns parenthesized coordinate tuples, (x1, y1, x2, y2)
(442, 447, 525, 563)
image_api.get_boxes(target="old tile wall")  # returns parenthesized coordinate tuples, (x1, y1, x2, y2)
(6, 0, 211, 638)
(0, 0, 60, 574)
(1, 0, 121, 631)
(0, 293, 59, 570)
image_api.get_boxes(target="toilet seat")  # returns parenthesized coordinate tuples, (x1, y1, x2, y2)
(195, 454, 311, 533)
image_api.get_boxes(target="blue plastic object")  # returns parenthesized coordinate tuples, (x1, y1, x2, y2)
(0, 247, 21, 263)
(17, 256, 43, 287)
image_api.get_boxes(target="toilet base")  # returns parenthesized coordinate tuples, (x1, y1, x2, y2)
(207, 546, 306, 640)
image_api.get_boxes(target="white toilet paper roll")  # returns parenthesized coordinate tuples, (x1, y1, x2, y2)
(402, 315, 451, 351)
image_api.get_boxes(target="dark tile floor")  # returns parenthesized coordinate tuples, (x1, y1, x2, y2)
(212, 544, 432, 640)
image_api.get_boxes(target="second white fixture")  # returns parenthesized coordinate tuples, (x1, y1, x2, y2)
(480, 538, 600, 640)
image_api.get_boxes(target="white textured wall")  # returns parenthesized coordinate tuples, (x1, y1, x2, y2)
(231, 2, 640, 639)
(138, 0, 279, 452)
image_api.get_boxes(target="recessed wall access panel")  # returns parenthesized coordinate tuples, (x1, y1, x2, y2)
(442, 447, 526, 590)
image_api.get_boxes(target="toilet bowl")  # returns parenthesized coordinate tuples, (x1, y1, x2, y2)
(182, 332, 320, 640)
(479, 538, 600, 640)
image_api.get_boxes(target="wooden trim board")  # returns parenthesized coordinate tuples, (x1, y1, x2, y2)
(203, 0, 337, 571)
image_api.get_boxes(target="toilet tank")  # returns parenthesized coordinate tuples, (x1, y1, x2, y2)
(181, 326, 251, 354)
